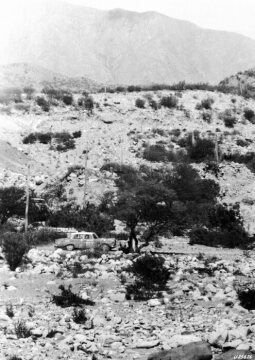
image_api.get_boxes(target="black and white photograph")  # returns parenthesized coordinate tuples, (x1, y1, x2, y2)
(1, 0, 255, 359)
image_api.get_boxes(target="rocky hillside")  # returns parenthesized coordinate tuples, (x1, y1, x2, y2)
(0, 63, 99, 92)
(1, 88, 255, 232)
(2, 0, 255, 84)
(219, 68, 255, 98)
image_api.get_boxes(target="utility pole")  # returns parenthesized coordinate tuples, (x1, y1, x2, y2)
(25, 102, 33, 232)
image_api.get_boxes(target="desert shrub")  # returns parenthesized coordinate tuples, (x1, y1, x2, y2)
(135, 98, 145, 108)
(22, 133, 37, 144)
(24, 228, 62, 246)
(151, 128, 167, 136)
(62, 94, 73, 106)
(143, 144, 169, 162)
(224, 115, 237, 128)
(196, 97, 214, 110)
(14, 320, 31, 338)
(6, 303, 14, 318)
(236, 139, 251, 147)
(101, 162, 136, 175)
(35, 96, 50, 112)
(72, 130, 82, 138)
(78, 96, 94, 114)
(223, 152, 255, 173)
(37, 132, 52, 144)
(127, 85, 141, 92)
(125, 254, 171, 300)
(149, 99, 160, 110)
(244, 108, 255, 123)
(189, 227, 252, 248)
(72, 308, 87, 324)
(160, 95, 178, 109)
(52, 285, 94, 307)
(189, 204, 253, 249)
(202, 111, 212, 123)
(188, 137, 216, 162)
(54, 132, 75, 152)
(178, 133, 216, 162)
(2, 233, 30, 270)
(170, 128, 181, 137)
(235, 281, 255, 310)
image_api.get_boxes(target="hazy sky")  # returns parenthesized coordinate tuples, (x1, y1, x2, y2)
(58, 0, 255, 39)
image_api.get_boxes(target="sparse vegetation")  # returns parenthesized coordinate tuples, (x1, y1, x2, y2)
(52, 285, 94, 307)
(125, 254, 171, 300)
(196, 97, 214, 110)
(2, 233, 30, 271)
(14, 320, 31, 338)
(6, 303, 15, 318)
(72, 308, 88, 324)
(135, 98, 145, 108)
(160, 95, 178, 108)
(244, 108, 255, 123)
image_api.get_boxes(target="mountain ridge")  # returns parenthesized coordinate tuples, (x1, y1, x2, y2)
(1, 0, 255, 84)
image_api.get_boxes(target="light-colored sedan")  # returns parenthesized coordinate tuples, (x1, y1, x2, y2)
(54, 231, 116, 252)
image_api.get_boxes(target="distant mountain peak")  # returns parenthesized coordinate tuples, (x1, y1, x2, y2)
(1, 0, 255, 85)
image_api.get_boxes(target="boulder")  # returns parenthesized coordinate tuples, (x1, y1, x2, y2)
(167, 334, 202, 348)
(215, 350, 254, 360)
(147, 342, 212, 360)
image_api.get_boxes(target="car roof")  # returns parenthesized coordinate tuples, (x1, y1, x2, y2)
(73, 232, 95, 235)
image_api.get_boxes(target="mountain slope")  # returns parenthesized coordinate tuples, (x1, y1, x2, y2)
(0, 63, 99, 91)
(1, 0, 255, 84)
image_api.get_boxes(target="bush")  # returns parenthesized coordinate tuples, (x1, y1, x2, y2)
(149, 99, 160, 110)
(36, 97, 50, 112)
(235, 281, 255, 310)
(6, 303, 14, 318)
(72, 308, 87, 324)
(196, 97, 214, 110)
(189, 227, 252, 249)
(62, 94, 73, 106)
(160, 95, 178, 109)
(2, 233, 30, 270)
(236, 139, 251, 147)
(52, 285, 94, 307)
(143, 144, 169, 162)
(72, 130, 82, 138)
(22, 133, 37, 144)
(135, 98, 145, 108)
(25, 228, 62, 246)
(14, 320, 31, 338)
(125, 254, 171, 300)
(202, 111, 212, 123)
(244, 108, 255, 123)
(224, 115, 237, 128)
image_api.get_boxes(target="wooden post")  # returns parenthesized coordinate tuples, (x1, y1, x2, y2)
(215, 133, 219, 164)
(25, 164, 30, 232)
(83, 146, 88, 208)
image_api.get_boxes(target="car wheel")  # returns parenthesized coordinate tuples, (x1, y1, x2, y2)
(100, 244, 110, 253)
(66, 245, 74, 251)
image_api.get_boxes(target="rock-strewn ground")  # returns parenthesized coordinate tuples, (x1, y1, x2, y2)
(0, 242, 255, 360)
